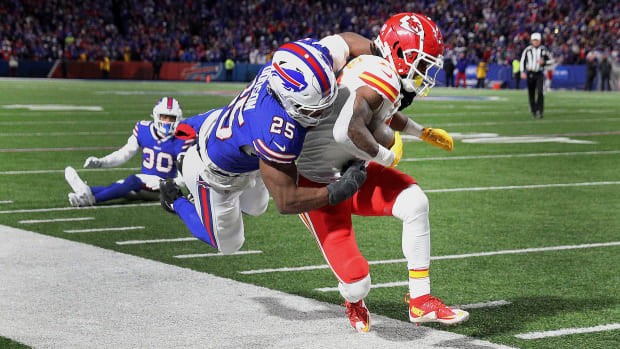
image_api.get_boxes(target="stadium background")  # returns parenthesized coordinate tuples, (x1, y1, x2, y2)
(1, 1, 619, 348)
(1, 0, 619, 89)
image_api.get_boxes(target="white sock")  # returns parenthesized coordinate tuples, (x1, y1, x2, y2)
(392, 185, 431, 298)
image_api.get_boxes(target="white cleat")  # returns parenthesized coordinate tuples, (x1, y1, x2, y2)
(68, 192, 94, 207)
(65, 167, 95, 206)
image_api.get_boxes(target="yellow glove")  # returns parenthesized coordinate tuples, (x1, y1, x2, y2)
(389, 131, 403, 167)
(421, 128, 454, 151)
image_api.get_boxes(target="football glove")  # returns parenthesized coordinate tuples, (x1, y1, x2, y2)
(389, 131, 403, 167)
(160, 178, 184, 214)
(421, 128, 454, 151)
(326, 160, 367, 205)
(83, 156, 102, 168)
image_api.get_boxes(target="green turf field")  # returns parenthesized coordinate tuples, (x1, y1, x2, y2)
(1, 79, 619, 348)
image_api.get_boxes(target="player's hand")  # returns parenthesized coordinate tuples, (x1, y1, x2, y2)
(160, 178, 184, 214)
(326, 160, 367, 205)
(421, 128, 454, 151)
(83, 156, 102, 168)
(389, 131, 403, 167)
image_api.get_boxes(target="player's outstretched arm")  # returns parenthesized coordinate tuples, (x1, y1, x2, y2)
(259, 159, 366, 214)
(84, 136, 140, 168)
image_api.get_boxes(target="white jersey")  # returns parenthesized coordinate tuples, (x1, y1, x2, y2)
(297, 55, 401, 183)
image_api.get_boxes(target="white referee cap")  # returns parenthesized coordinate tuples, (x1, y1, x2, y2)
(531, 32, 542, 41)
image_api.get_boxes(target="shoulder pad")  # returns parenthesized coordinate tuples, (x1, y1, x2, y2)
(342, 55, 401, 104)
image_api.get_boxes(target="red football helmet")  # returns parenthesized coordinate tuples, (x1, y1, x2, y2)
(374, 13, 444, 96)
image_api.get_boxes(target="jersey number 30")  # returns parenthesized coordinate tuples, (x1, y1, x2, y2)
(143, 148, 173, 173)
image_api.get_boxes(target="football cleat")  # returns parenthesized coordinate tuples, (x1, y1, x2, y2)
(68, 192, 94, 207)
(344, 300, 370, 333)
(406, 293, 469, 326)
(64, 167, 95, 206)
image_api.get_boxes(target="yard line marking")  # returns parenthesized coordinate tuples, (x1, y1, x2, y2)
(425, 181, 620, 193)
(0, 168, 139, 175)
(429, 117, 620, 127)
(0, 202, 159, 214)
(116, 237, 198, 245)
(64, 226, 144, 233)
(0, 120, 128, 125)
(239, 241, 620, 275)
(403, 150, 620, 162)
(0, 146, 117, 153)
(1, 104, 103, 111)
(453, 300, 511, 309)
(174, 250, 263, 259)
(0, 200, 13, 204)
(0, 131, 128, 137)
(515, 323, 620, 340)
(19, 217, 95, 224)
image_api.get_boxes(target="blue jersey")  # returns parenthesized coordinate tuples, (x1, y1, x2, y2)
(133, 121, 193, 178)
(181, 64, 307, 173)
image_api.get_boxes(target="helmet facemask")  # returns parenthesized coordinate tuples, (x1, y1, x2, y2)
(154, 113, 180, 138)
(152, 97, 183, 138)
(400, 47, 444, 97)
(277, 88, 338, 127)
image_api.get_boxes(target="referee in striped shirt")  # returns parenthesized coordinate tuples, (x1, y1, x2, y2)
(520, 33, 553, 119)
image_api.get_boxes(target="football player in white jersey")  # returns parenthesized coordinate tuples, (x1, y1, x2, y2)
(159, 33, 375, 254)
(296, 13, 469, 333)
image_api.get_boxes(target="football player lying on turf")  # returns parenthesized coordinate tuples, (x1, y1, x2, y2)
(295, 13, 468, 333)
(64, 97, 193, 207)
(159, 34, 372, 254)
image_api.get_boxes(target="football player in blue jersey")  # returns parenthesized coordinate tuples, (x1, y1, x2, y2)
(160, 35, 371, 254)
(64, 97, 193, 207)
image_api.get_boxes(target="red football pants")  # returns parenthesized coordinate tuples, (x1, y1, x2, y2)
(298, 162, 416, 283)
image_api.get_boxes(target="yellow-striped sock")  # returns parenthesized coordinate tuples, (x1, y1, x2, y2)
(409, 268, 430, 299)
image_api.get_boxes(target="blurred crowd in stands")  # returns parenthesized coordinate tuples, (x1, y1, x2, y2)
(1, 0, 619, 68)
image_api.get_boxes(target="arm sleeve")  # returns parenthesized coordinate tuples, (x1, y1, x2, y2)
(98, 135, 140, 168)
(520, 48, 527, 73)
(319, 34, 350, 72)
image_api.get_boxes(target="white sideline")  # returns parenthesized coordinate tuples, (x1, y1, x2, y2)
(0, 167, 139, 175)
(0, 225, 515, 349)
(0, 200, 13, 204)
(0, 202, 159, 214)
(515, 323, 620, 340)
(174, 250, 263, 259)
(116, 237, 198, 245)
(19, 217, 94, 224)
(403, 150, 620, 162)
(240, 241, 620, 275)
(64, 226, 144, 233)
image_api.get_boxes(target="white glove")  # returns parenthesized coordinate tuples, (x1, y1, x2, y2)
(83, 156, 102, 168)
